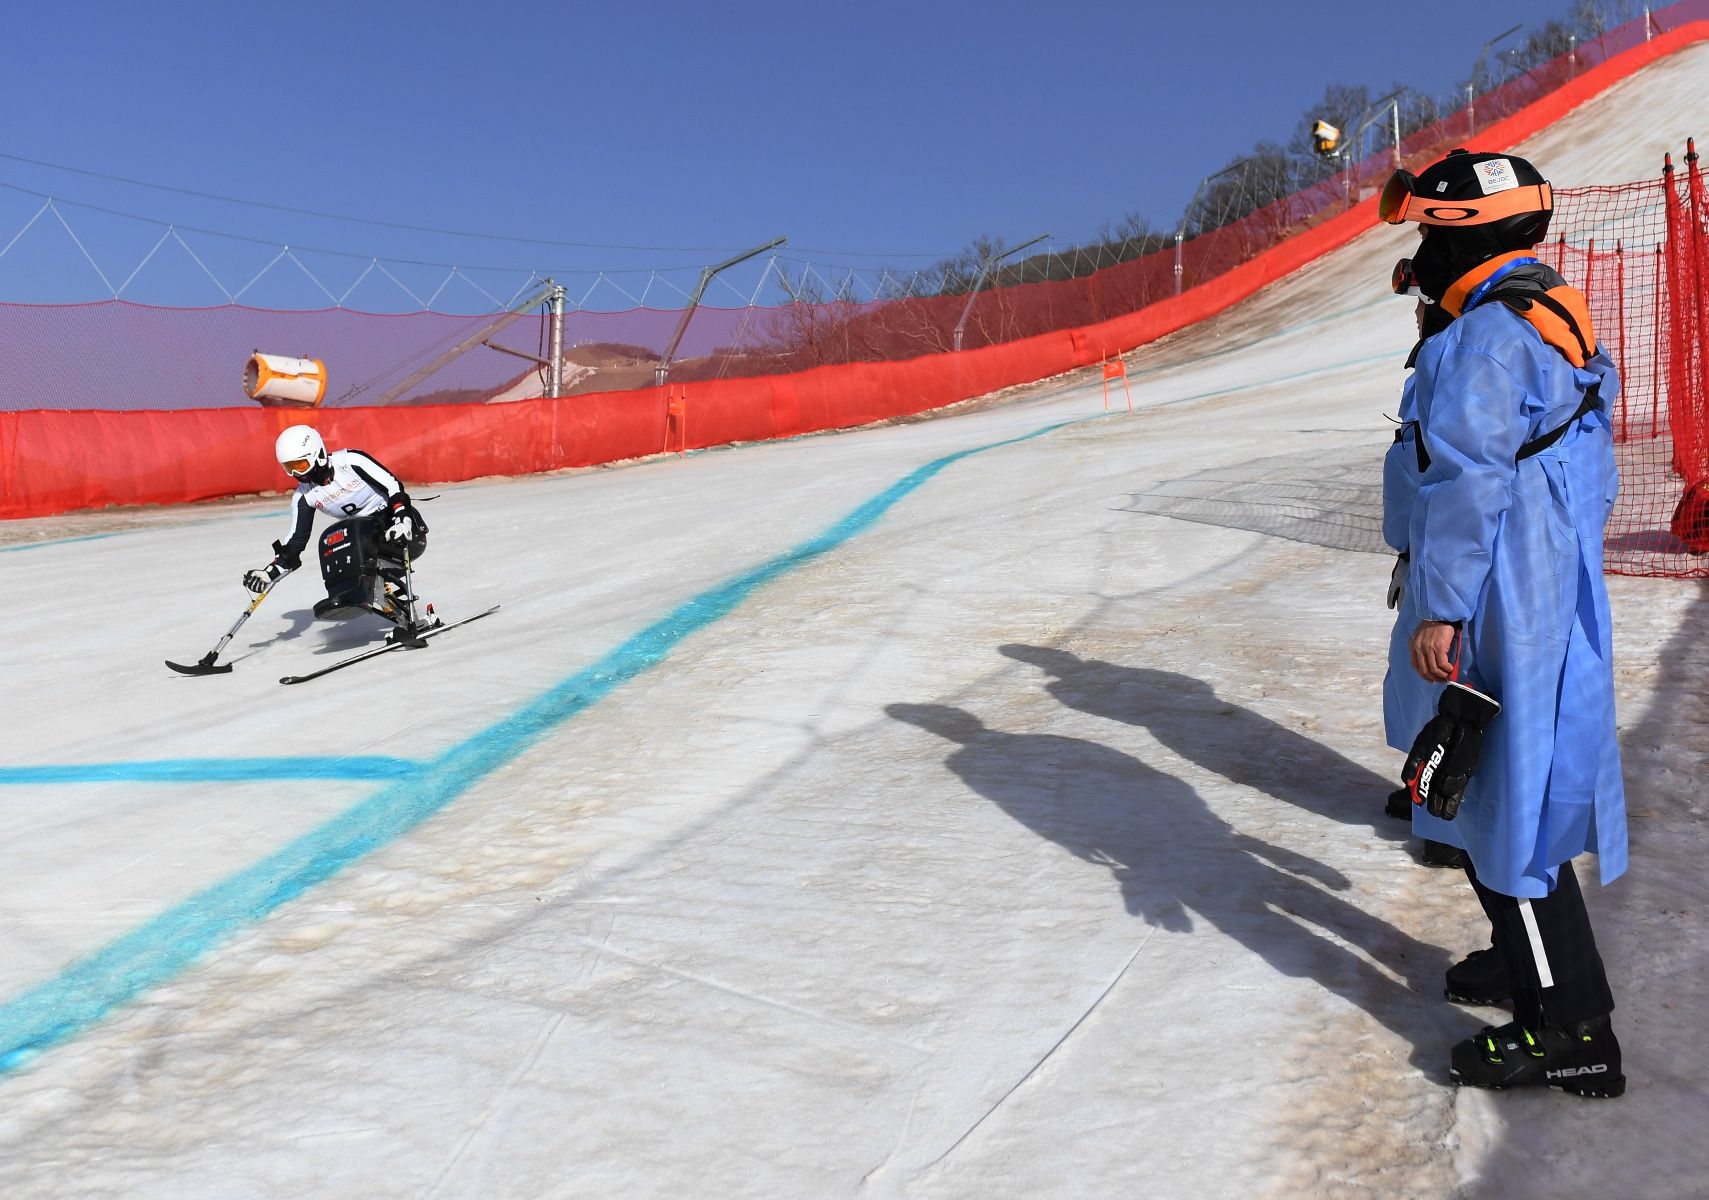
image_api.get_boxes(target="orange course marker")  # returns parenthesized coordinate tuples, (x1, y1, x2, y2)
(665, 388, 688, 456)
(1102, 357, 1133, 413)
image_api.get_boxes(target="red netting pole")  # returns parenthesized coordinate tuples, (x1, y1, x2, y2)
(1664, 153, 1685, 474)
(1652, 243, 1666, 435)
(1685, 139, 1709, 486)
(1616, 241, 1629, 441)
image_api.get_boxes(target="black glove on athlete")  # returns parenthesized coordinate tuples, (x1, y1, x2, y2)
(1403, 681, 1501, 820)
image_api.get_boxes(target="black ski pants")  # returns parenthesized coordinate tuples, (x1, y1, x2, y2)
(1467, 858, 1614, 1028)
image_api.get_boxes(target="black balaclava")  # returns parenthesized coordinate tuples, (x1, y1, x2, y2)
(1412, 224, 1506, 304)
(1418, 297, 1456, 339)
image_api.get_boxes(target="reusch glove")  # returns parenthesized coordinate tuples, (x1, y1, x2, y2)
(1402, 682, 1501, 820)
(243, 561, 287, 593)
(1387, 552, 1409, 610)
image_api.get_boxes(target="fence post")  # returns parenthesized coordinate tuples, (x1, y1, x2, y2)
(1615, 241, 1628, 441)
(547, 283, 566, 398)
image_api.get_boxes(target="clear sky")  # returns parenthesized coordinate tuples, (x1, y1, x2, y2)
(0, 0, 1606, 309)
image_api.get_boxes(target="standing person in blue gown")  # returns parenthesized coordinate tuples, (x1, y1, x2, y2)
(1380, 149, 1627, 1098)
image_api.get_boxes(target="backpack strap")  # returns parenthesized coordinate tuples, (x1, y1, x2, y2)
(1515, 385, 1601, 461)
(1492, 288, 1595, 368)
(1401, 384, 1601, 473)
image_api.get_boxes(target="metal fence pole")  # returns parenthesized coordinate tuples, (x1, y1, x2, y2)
(1173, 163, 1244, 296)
(655, 236, 787, 387)
(547, 282, 566, 397)
(953, 232, 1050, 351)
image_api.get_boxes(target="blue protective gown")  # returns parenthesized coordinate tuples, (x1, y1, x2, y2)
(1383, 301, 1626, 899)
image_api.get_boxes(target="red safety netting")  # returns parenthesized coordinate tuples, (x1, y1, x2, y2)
(2, 7, 1706, 566)
(0, 302, 805, 412)
(1539, 161, 1708, 577)
(2, 2, 1702, 415)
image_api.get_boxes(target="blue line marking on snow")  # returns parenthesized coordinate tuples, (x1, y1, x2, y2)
(0, 416, 1086, 1074)
(0, 758, 420, 786)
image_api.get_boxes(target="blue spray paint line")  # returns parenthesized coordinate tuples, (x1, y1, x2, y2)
(0, 415, 1089, 1073)
(0, 757, 420, 786)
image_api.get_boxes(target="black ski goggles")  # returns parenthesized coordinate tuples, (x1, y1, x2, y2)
(1379, 168, 1552, 227)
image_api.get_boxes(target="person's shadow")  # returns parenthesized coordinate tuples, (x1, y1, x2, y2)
(886, 702, 1469, 1073)
(998, 644, 1405, 842)
(223, 607, 387, 664)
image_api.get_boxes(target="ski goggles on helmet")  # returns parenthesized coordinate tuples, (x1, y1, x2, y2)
(1378, 169, 1552, 227)
(282, 457, 314, 476)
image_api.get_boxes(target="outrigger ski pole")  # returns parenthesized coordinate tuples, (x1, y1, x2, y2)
(165, 569, 294, 676)
(385, 543, 428, 649)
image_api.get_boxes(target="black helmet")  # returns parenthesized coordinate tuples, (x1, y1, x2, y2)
(1382, 149, 1554, 303)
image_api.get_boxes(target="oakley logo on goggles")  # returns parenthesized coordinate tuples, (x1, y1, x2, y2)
(1379, 169, 1551, 226)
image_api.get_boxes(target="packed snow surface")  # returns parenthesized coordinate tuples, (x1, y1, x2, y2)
(1, 42, 1706, 1200)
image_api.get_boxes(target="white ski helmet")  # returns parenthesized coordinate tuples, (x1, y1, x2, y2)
(275, 424, 329, 479)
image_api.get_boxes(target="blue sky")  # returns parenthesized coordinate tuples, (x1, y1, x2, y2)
(0, 0, 1598, 309)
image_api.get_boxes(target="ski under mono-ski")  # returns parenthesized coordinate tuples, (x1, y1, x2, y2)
(278, 605, 501, 685)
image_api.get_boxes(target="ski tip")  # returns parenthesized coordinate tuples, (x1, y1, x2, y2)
(166, 660, 233, 676)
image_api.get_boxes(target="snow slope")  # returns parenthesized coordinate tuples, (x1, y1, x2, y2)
(0, 41, 1705, 1199)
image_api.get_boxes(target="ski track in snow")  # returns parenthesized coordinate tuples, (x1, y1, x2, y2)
(1, 41, 1707, 1200)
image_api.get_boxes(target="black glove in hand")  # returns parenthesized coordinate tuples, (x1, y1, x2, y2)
(1402, 681, 1501, 820)
(243, 561, 287, 593)
(270, 540, 302, 571)
(1387, 551, 1409, 610)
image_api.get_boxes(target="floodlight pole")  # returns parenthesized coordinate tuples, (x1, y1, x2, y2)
(654, 236, 787, 387)
(1174, 163, 1244, 295)
(953, 232, 1050, 352)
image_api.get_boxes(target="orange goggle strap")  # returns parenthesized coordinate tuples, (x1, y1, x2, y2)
(1381, 173, 1552, 228)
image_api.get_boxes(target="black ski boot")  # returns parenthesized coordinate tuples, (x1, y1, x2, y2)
(1449, 1016, 1624, 1098)
(1385, 787, 1412, 820)
(1385, 790, 1469, 867)
(1445, 946, 1512, 1005)
(1421, 839, 1468, 869)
